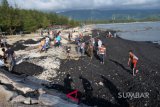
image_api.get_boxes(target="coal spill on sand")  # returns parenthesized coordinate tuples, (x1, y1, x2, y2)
(13, 62, 43, 76)
(23, 38, 45, 44)
(23, 39, 38, 44)
(47, 30, 160, 107)
(11, 40, 28, 51)
(10, 38, 43, 51)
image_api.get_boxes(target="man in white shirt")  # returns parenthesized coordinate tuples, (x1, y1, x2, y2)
(98, 38, 102, 48)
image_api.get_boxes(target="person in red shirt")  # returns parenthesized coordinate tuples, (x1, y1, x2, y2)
(128, 50, 139, 76)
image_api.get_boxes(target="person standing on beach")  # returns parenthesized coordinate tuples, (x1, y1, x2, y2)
(1, 48, 7, 63)
(80, 42, 85, 56)
(77, 40, 81, 55)
(98, 44, 106, 64)
(128, 50, 139, 76)
(87, 43, 94, 59)
(75, 35, 80, 44)
(41, 30, 43, 36)
(79, 32, 84, 41)
(114, 32, 117, 38)
(97, 38, 102, 48)
(1, 37, 7, 47)
(45, 36, 50, 48)
(55, 31, 61, 47)
(109, 32, 112, 37)
(97, 38, 102, 55)
(91, 37, 95, 48)
(39, 39, 47, 52)
(5, 45, 16, 71)
(66, 46, 71, 60)
(68, 32, 72, 42)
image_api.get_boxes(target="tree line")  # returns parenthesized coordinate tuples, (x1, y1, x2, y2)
(0, 0, 79, 35)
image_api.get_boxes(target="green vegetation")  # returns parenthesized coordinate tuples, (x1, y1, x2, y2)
(0, 0, 79, 35)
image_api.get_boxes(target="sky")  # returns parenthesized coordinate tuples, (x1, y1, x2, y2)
(1, 0, 160, 12)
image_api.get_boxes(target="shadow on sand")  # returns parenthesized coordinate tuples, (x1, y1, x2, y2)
(45, 74, 121, 107)
(109, 59, 132, 74)
(101, 75, 129, 107)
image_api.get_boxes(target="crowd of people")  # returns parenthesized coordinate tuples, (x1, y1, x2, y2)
(39, 30, 62, 53)
(74, 33, 106, 64)
(73, 31, 138, 76)
(0, 29, 139, 76)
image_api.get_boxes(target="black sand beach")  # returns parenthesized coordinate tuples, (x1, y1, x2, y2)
(50, 30, 160, 107)
(2, 29, 160, 107)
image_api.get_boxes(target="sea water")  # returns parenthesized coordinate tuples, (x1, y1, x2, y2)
(94, 22, 160, 44)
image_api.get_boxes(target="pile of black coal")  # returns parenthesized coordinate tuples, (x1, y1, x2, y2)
(13, 62, 43, 76)
(23, 39, 39, 44)
(11, 40, 28, 51)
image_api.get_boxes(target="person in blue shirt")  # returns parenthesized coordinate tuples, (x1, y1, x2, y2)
(55, 31, 61, 47)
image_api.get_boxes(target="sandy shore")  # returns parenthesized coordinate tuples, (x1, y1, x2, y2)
(0, 26, 91, 106)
